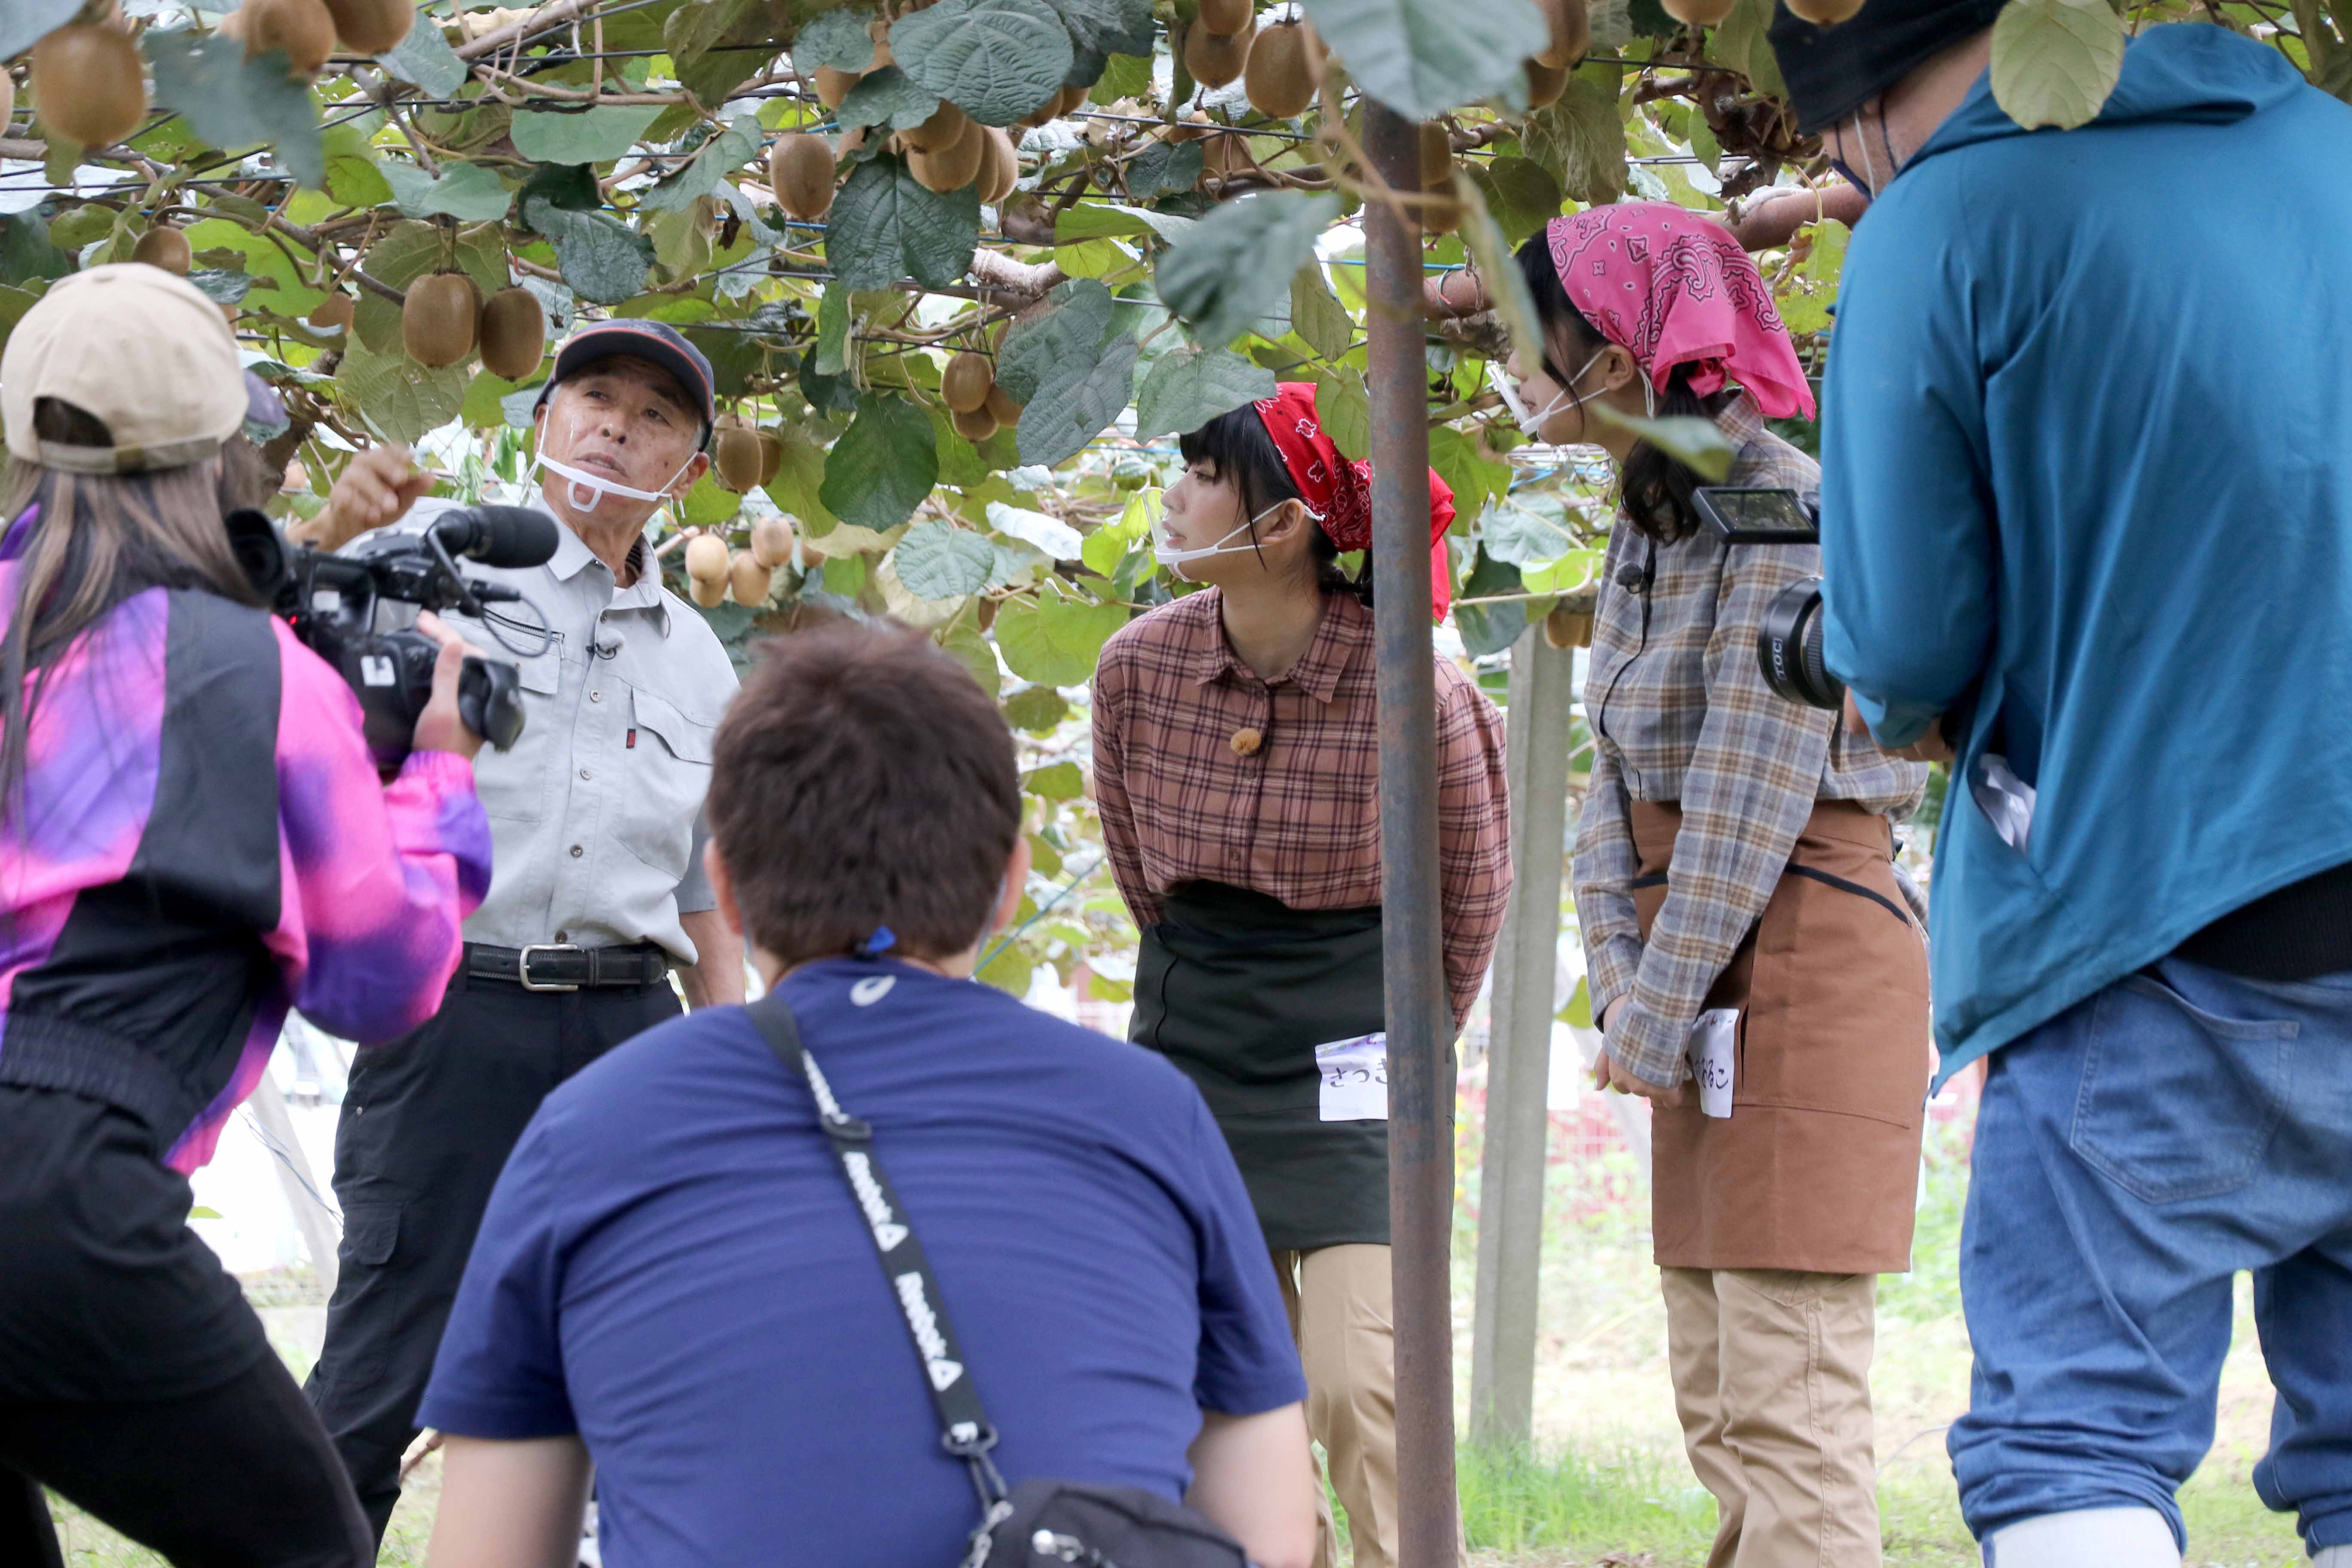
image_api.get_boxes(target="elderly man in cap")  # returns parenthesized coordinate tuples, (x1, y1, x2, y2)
(301, 319, 745, 1542)
(1769, 7, 2352, 1566)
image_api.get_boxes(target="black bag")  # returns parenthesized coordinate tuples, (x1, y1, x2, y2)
(748, 992, 1254, 1568)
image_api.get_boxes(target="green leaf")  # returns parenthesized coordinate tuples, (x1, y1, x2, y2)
(1155, 192, 1339, 349)
(940, 618, 1001, 694)
(321, 123, 394, 208)
(1707, 0, 1785, 101)
(1054, 203, 1199, 245)
(793, 5, 880, 72)
(1452, 171, 1543, 377)
(1521, 73, 1626, 207)
(837, 65, 945, 133)
(376, 8, 469, 95)
(1289, 266, 1354, 363)
(1039, 0, 1155, 59)
(1297, 0, 1547, 121)
(976, 939, 1033, 996)
(895, 519, 997, 598)
(1002, 684, 1071, 734)
(1092, 50, 1155, 102)
(890, 0, 1074, 128)
(1481, 496, 1582, 567)
(1313, 367, 1371, 461)
(815, 287, 852, 376)
(522, 195, 655, 304)
(824, 154, 982, 290)
(1133, 345, 1274, 441)
(821, 395, 940, 532)
(637, 116, 762, 213)
(144, 29, 326, 190)
(1023, 759, 1084, 799)
(1428, 424, 1512, 515)
(996, 279, 1115, 405)
(188, 1205, 224, 1220)
(1018, 332, 1138, 466)
(764, 424, 838, 529)
(383, 160, 514, 222)
(1586, 404, 1737, 481)
(664, 0, 779, 105)
(1990, 0, 2125, 131)
(338, 339, 469, 444)
(992, 585, 1127, 684)
(1774, 217, 1848, 338)
(1462, 156, 1562, 249)
(1124, 140, 1203, 200)
(0, 0, 78, 58)
(510, 105, 667, 165)
(1452, 546, 1526, 658)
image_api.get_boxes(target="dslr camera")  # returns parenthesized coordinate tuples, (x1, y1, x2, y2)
(1692, 487, 1843, 710)
(226, 505, 559, 768)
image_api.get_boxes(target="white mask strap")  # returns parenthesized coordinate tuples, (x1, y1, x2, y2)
(1153, 500, 1291, 577)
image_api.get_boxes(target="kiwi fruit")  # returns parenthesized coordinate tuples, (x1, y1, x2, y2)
(688, 573, 728, 608)
(1660, 0, 1737, 22)
(1243, 23, 1316, 120)
(30, 25, 148, 149)
(401, 273, 478, 368)
(1163, 112, 1213, 144)
(1183, 21, 1252, 89)
(221, 0, 337, 76)
(950, 404, 998, 443)
(683, 533, 730, 584)
(910, 118, 984, 193)
(750, 514, 796, 568)
(901, 97, 969, 154)
(755, 428, 783, 487)
(1785, 0, 1865, 19)
(322, 0, 412, 53)
(307, 291, 355, 331)
(131, 227, 190, 275)
(984, 382, 1022, 429)
(1199, 0, 1253, 34)
(1057, 85, 1088, 117)
(1533, 0, 1590, 69)
(478, 287, 546, 381)
(1543, 602, 1593, 649)
(942, 352, 993, 414)
(977, 127, 1019, 204)
(727, 549, 772, 607)
(1418, 123, 1452, 188)
(814, 64, 859, 109)
(1523, 58, 1566, 110)
(769, 132, 837, 220)
(715, 427, 765, 491)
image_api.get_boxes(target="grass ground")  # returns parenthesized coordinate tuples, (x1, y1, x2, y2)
(50, 1118, 2312, 1566)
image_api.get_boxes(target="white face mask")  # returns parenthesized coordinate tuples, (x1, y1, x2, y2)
(1494, 348, 1608, 440)
(526, 450, 699, 515)
(1152, 500, 1287, 579)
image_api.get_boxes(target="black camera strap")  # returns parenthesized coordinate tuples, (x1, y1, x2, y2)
(745, 991, 1010, 1514)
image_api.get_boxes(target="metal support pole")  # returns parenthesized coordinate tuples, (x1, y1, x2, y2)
(1363, 101, 1456, 1568)
(1470, 628, 1574, 1448)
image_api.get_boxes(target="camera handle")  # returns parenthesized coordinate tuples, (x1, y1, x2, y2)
(457, 657, 526, 751)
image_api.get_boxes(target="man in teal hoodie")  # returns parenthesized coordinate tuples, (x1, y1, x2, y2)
(1771, 8, 2352, 1567)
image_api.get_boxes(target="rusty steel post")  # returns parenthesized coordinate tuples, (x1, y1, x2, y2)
(1362, 100, 1457, 1568)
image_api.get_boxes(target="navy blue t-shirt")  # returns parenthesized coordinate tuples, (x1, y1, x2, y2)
(419, 958, 1307, 1566)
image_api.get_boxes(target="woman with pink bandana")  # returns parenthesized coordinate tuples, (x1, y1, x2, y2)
(1500, 204, 1930, 1568)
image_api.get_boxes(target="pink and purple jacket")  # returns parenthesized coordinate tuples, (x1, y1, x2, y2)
(0, 560, 491, 1173)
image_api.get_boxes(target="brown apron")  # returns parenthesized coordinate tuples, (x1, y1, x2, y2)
(1630, 799, 1930, 1276)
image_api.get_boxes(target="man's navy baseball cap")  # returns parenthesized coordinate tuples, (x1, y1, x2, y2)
(534, 319, 717, 445)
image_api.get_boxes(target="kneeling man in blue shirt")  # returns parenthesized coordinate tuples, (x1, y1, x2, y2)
(414, 622, 1317, 1568)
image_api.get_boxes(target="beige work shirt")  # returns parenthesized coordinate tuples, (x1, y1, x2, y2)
(400, 496, 740, 963)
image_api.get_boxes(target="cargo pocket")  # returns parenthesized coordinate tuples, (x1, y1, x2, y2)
(470, 647, 562, 824)
(340, 1202, 400, 1268)
(616, 685, 716, 879)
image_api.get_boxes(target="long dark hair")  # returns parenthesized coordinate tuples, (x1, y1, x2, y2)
(1517, 236, 1733, 546)
(1176, 404, 1373, 607)
(0, 399, 260, 828)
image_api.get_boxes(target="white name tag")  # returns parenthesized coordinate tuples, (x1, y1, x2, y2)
(1315, 1033, 1388, 1122)
(1687, 1009, 1738, 1120)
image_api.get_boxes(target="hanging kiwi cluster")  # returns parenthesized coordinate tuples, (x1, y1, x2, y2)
(1520, 0, 1591, 109)
(214, 0, 411, 78)
(1241, 16, 1324, 122)
(1182, 0, 1254, 90)
(941, 348, 1022, 443)
(399, 270, 549, 380)
(797, 15, 1023, 206)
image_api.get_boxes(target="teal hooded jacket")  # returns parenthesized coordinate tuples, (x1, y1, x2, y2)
(1819, 25, 2352, 1083)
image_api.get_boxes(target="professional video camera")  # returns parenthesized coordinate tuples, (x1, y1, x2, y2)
(1692, 487, 1842, 710)
(225, 505, 560, 767)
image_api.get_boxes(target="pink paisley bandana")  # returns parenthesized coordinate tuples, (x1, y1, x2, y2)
(1251, 382, 1459, 619)
(1544, 202, 1816, 420)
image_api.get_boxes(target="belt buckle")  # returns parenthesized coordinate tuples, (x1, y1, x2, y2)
(518, 942, 582, 992)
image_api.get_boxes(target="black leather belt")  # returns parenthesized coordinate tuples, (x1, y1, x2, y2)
(464, 941, 671, 992)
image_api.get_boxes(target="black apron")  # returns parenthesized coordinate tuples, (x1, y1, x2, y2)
(1129, 882, 1397, 1251)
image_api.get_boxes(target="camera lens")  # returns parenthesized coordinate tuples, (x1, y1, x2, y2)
(1757, 578, 1846, 710)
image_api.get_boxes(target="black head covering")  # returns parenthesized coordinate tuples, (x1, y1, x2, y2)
(1768, 0, 2008, 135)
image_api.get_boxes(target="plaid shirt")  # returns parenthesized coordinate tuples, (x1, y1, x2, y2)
(1091, 588, 1511, 1030)
(1573, 397, 1927, 1087)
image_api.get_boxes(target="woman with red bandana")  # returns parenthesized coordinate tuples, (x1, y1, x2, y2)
(1090, 383, 1510, 1568)
(1487, 202, 1930, 1568)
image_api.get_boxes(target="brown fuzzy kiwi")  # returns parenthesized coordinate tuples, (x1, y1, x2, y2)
(1057, 85, 1088, 116)
(984, 382, 1021, 428)
(714, 427, 765, 491)
(1418, 123, 1452, 188)
(401, 273, 478, 368)
(1523, 58, 1565, 110)
(941, 352, 994, 414)
(307, 292, 355, 331)
(1183, 21, 1252, 89)
(1785, 0, 1865, 20)
(750, 514, 795, 568)
(910, 118, 984, 193)
(1243, 23, 1315, 120)
(769, 132, 837, 220)
(1532, 0, 1590, 69)
(814, 64, 859, 109)
(322, 0, 412, 53)
(688, 573, 729, 608)
(221, 0, 337, 76)
(131, 227, 190, 275)
(977, 127, 1019, 204)
(901, 96, 969, 153)
(727, 549, 772, 607)
(755, 429, 783, 487)
(950, 404, 998, 443)
(1199, 0, 1253, 34)
(478, 287, 546, 381)
(1660, 0, 1736, 22)
(30, 25, 147, 149)
(1542, 602, 1593, 649)
(683, 533, 730, 584)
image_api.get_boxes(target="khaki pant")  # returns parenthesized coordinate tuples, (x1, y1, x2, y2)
(1660, 1267, 1882, 1568)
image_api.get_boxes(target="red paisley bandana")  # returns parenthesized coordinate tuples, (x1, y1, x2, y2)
(1545, 202, 1816, 420)
(1250, 382, 1459, 619)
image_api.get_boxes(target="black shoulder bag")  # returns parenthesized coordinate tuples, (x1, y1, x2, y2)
(748, 992, 1255, 1568)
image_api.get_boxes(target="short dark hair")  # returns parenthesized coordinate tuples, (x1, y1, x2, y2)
(1176, 404, 1372, 606)
(707, 622, 1021, 967)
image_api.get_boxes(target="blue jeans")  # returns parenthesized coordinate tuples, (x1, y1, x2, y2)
(1948, 957, 2352, 1553)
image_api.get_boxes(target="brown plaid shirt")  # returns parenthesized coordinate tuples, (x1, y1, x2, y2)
(1573, 397, 1928, 1087)
(1091, 588, 1512, 1029)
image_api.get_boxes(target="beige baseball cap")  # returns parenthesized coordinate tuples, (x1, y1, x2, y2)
(1, 263, 247, 475)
